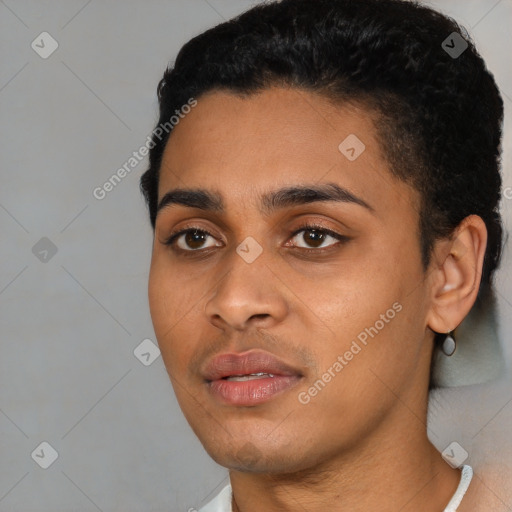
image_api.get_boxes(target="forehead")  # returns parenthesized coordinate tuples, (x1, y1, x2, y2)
(158, 87, 417, 217)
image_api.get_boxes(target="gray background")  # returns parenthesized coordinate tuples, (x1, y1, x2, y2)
(0, 0, 511, 510)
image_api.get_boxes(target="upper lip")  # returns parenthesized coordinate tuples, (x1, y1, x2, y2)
(202, 350, 303, 381)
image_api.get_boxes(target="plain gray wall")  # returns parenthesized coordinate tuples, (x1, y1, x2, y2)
(0, 1, 511, 510)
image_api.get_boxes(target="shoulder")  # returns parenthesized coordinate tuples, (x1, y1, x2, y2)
(456, 464, 512, 512)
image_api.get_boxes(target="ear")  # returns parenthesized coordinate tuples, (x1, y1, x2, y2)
(426, 215, 488, 335)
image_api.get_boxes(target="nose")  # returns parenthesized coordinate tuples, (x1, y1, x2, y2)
(204, 250, 289, 332)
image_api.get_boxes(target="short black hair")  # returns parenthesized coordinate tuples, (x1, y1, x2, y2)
(140, 0, 504, 302)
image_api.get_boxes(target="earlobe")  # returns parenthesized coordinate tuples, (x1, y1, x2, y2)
(426, 215, 488, 336)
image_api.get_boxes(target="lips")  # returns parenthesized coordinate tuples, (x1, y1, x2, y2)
(202, 351, 303, 406)
(203, 351, 301, 381)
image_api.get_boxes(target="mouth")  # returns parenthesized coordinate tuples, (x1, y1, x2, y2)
(222, 372, 276, 382)
(202, 351, 303, 406)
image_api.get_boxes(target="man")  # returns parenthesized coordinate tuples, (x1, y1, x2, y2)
(139, 0, 505, 510)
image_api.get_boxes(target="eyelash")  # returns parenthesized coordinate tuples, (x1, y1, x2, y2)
(163, 222, 350, 256)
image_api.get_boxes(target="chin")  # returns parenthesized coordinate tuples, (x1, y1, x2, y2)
(198, 430, 321, 475)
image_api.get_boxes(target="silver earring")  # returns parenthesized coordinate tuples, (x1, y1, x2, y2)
(442, 331, 456, 356)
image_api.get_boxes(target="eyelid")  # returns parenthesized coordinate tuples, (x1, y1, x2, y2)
(162, 223, 224, 250)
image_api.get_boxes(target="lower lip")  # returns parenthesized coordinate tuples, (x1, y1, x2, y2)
(207, 375, 301, 406)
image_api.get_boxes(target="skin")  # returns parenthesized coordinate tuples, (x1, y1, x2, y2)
(147, 86, 487, 511)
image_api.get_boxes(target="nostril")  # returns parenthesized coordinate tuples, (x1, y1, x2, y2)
(250, 314, 270, 320)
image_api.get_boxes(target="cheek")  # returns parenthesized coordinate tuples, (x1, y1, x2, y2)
(285, 247, 405, 341)
(148, 250, 202, 329)
(294, 241, 421, 384)
(148, 253, 200, 373)
(317, 283, 425, 414)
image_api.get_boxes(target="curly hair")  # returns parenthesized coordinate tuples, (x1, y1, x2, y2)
(140, 0, 504, 301)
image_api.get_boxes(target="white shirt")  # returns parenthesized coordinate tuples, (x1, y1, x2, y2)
(198, 465, 473, 512)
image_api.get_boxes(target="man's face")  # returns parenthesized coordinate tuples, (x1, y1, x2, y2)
(148, 87, 433, 473)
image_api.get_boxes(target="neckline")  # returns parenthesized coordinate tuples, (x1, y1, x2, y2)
(443, 465, 473, 512)
(225, 464, 474, 512)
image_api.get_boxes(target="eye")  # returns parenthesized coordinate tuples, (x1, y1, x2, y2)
(287, 224, 348, 250)
(164, 228, 221, 251)
(163, 222, 349, 254)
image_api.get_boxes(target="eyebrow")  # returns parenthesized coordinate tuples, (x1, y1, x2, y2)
(156, 182, 374, 217)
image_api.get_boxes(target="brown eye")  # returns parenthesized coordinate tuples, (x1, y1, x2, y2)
(289, 227, 342, 249)
(165, 228, 221, 251)
(163, 222, 348, 255)
(302, 229, 328, 248)
(182, 230, 209, 250)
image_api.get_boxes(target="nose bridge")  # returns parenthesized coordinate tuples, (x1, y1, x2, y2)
(204, 240, 287, 330)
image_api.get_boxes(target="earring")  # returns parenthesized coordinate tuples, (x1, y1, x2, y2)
(442, 331, 456, 356)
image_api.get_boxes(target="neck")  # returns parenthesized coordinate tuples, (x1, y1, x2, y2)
(229, 408, 461, 512)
